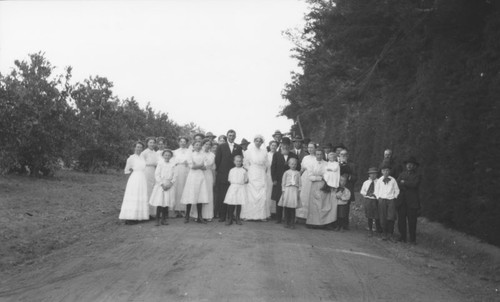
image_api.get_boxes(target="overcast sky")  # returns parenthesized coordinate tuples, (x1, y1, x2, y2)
(0, 0, 307, 144)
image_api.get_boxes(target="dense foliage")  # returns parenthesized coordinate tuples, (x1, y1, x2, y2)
(0, 53, 199, 174)
(282, 0, 500, 245)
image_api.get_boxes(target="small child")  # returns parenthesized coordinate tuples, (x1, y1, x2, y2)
(374, 164, 400, 241)
(223, 155, 248, 226)
(360, 167, 381, 236)
(149, 149, 177, 226)
(321, 152, 340, 192)
(335, 175, 351, 231)
(278, 158, 301, 229)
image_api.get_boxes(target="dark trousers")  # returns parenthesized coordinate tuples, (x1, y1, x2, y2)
(215, 182, 230, 219)
(276, 202, 284, 222)
(397, 203, 418, 242)
(284, 207, 295, 226)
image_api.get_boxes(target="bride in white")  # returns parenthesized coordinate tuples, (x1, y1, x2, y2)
(241, 135, 269, 221)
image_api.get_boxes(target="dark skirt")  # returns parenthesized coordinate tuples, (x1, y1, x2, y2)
(337, 204, 349, 218)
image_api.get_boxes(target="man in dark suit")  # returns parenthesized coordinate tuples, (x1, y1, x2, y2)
(339, 148, 357, 229)
(271, 138, 299, 223)
(214, 129, 243, 222)
(379, 149, 402, 179)
(322, 143, 333, 161)
(292, 135, 307, 163)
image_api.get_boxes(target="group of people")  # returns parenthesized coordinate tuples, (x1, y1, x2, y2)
(118, 129, 421, 244)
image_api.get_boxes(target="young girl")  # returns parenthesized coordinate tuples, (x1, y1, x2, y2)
(223, 155, 248, 226)
(119, 141, 149, 224)
(149, 149, 177, 226)
(278, 158, 301, 229)
(180, 140, 208, 223)
(335, 175, 352, 231)
(322, 152, 340, 192)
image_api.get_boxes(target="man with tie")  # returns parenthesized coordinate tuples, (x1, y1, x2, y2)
(360, 167, 382, 236)
(214, 129, 243, 222)
(272, 130, 283, 151)
(339, 149, 357, 229)
(292, 135, 307, 162)
(322, 143, 333, 161)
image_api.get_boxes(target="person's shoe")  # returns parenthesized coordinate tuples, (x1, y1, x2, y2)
(155, 218, 160, 226)
(219, 217, 226, 222)
(197, 218, 207, 224)
(235, 217, 242, 225)
(176, 212, 183, 218)
(225, 218, 233, 226)
(284, 224, 290, 228)
(275, 220, 282, 224)
(184, 217, 190, 223)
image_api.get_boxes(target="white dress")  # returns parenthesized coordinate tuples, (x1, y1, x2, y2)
(296, 155, 316, 219)
(190, 151, 215, 219)
(240, 144, 269, 220)
(224, 167, 248, 205)
(180, 151, 209, 205)
(149, 160, 177, 207)
(173, 148, 191, 211)
(119, 154, 149, 220)
(266, 151, 275, 215)
(323, 161, 340, 188)
(141, 148, 158, 216)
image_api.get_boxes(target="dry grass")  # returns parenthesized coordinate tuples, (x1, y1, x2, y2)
(0, 170, 127, 271)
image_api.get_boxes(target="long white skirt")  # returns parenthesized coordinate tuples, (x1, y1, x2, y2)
(119, 171, 149, 220)
(190, 170, 214, 219)
(144, 166, 156, 217)
(296, 172, 312, 219)
(181, 169, 209, 205)
(265, 168, 275, 216)
(173, 164, 189, 211)
(241, 165, 268, 220)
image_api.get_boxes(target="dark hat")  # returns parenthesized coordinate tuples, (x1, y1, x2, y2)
(367, 167, 379, 174)
(272, 130, 283, 137)
(403, 156, 419, 167)
(334, 143, 347, 150)
(323, 142, 334, 149)
(193, 133, 205, 139)
(281, 137, 292, 145)
(292, 135, 303, 142)
(380, 163, 392, 170)
(205, 132, 216, 138)
(240, 138, 250, 146)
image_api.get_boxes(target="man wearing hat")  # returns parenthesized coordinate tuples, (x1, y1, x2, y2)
(272, 130, 283, 151)
(396, 156, 421, 244)
(205, 132, 216, 140)
(322, 143, 333, 161)
(292, 135, 307, 162)
(240, 138, 250, 151)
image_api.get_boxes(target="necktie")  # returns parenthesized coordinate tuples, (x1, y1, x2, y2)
(383, 177, 390, 184)
(367, 180, 375, 195)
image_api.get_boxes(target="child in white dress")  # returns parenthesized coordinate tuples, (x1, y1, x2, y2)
(224, 155, 248, 226)
(149, 150, 177, 226)
(322, 152, 340, 192)
(278, 158, 301, 229)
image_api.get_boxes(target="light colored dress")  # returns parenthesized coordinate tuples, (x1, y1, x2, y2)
(266, 151, 275, 215)
(173, 148, 191, 211)
(180, 150, 209, 205)
(190, 151, 215, 219)
(224, 167, 248, 205)
(306, 159, 337, 225)
(149, 160, 177, 207)
(324, 161, 340, 188)
(278, 170, 302, 208)
(296, 155, 315, 219)
(141, 148, 158, 216)
(119, 154, 149, 220)
(241, 144, 269, 220)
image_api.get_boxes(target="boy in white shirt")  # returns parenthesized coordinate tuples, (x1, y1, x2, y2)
(360, 167, 381, 237)
(374, 164, 400, 241)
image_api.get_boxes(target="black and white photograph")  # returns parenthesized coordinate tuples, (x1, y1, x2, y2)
(1, 0, 499, 301)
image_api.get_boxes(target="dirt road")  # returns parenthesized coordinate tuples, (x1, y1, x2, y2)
(0, 217, 472, 302)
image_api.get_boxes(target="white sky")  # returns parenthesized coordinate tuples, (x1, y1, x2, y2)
(0, 0, 307, 144)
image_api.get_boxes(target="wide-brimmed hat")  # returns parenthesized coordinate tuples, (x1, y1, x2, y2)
(403, 156, 419, 167)
(380, 163, 392, 171)
(272, 130, 283, 137)
(292, 135, 303, 142)
(281, 137, 292, 145)
(193, 133, 205, 139)
(205, 132, 216, 138)
(334, 143, 346, 150)
(240, 138, 250, 146)
(367, 167, 379, 174)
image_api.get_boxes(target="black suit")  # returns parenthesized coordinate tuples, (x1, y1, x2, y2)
(214, 142, 243, 219)
(271, 152, 299, 221)
(292, 148, 307, 163)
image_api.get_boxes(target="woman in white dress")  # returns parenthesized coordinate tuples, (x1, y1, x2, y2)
(180, 140, 209, 223)
(241, 135, 269, 221)
(119, 141, 149, 224)
(190, 138, 215, 221)
(156, 136, 166, 161)
(173, 137, 191, 218)
(266, 140, 278, 217)
(296, 142, 317, 220)
(141, 137, 158, 218)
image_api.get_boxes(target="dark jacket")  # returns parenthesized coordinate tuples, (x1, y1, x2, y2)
(379, 158, 402, 179)
(215, 142, 243, 185)
(397, 170, 421, 209)
(339, 161, 357, 202)
(292, 148, 308, 163)
(270, 152, 299, 201)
